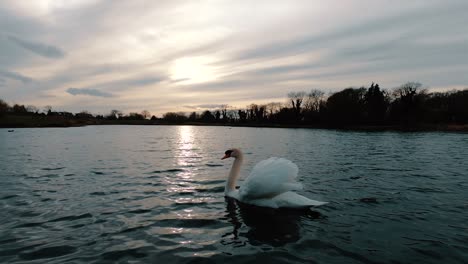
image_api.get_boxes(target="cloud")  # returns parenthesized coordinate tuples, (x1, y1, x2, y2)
(7, 35, 65, 59)
(66, 88, 114, 97)
(184, 104, 226, 110)
(0, 69, 33, 83)
(171, 78, 191, 83)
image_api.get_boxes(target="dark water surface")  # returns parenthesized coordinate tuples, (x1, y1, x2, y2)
(1, 126, 467, 263)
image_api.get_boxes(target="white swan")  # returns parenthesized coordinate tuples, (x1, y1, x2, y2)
(221, 148, 327, 209)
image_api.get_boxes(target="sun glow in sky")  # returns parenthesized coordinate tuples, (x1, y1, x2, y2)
(0, 0, 467, 115)
(170, 57, 219, 84)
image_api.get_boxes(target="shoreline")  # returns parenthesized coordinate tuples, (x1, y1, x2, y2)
(1, 116, 468, 132)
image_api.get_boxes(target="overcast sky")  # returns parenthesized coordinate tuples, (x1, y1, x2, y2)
(1, 0, 467, 115)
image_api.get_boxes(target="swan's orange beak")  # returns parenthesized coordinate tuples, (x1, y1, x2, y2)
(221, 154, 229, 160)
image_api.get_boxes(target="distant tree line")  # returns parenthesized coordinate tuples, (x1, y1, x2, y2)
(160, 82, 468, 126)
(0, 100, 154, 121)
(1, 81, 467, 127)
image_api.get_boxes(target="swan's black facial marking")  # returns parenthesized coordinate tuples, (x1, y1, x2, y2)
(222, 149, 234, 160)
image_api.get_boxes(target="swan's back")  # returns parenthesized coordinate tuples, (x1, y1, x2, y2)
(239, 157, 303, 200)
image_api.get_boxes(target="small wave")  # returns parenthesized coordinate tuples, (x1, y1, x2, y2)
(41, 174, 59, 178)
(157, 218, 221, 228)
(19, 245, 77, 260)
(128, 209, 152, 214)
(198, 179, 225, 185)
(91, 171, 105, 175)
(359, 197, 378, 203)
(14, 222, 43, 228)
(206, 163, 224, 167)
(0, 238, 17, 245)
(147, 169, 186, 174)
(70, 223, 86, 229)
(41, 167, 65, 171)
(100, 247, 148, 261)
(196, 186, 225, 193)
(407, 187, 447, 193)
(19, 211, 42, 217)
(1, 194, 18, 200)
(117, 225, 148, 234)
(48, 213, 93, 223)
(90, 191, 107, 196)
(174, 191, 196, 196)
(135, 149, 159, 152)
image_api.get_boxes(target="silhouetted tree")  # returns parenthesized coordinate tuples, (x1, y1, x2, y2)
(141, 110, 151, 119)
(276, 107, 296, 124)
(390, 82, 427, 124)
(288, 91, 306, 122)
(447, 89, 468, 123)
(226, 109, 239, 121)
(0, 99, 10, 116)
(107, 109, 122, 120)
(364, 83, 389, 124)
(200, 110, 215, 123)
(75, 111, 93, 119)
(44, 105, 52, 115)
(58, 111, 74, 118)
(265, 102, 282, 121)
(303, 90, 325, 124)
(188, 111, 198, 121)
(238, 109, 247, 123)
(150, 115, 157, 121)
(163, 112, 187, 123)
(127, 112, 145, 120)
(26, 105, 39, 114)
(214, 110, 221, 121)
(326, 87, 367, 124)
(305, 90, 325, 113)
(12, 104, 27, 114)
(220, 104, 229, 122)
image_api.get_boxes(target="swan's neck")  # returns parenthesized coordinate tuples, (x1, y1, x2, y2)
(225, 154, 243, 195)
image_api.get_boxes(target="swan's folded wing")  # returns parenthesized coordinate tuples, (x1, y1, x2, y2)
(239, 157, 302, 200)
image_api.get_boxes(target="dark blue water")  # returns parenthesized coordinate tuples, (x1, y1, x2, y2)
(1, 126, 467, 263)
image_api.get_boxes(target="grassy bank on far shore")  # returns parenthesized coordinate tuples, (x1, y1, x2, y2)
(2, 114, 468, 132)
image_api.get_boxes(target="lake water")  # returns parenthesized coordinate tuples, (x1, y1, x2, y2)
(1, 125, 467, 263)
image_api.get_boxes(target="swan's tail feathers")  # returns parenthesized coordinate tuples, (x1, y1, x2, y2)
(308, 200, 328, 207)
(273, 192, 328, 208)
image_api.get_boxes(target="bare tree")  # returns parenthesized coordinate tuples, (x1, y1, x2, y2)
(43, 105, 52, 114)
(141, 110, 151, 119)
(108, 109, 122, 120)
(393, 82, 424, 100)
(287, 91, 306, 121)
(266, 102, 282, 116)
(305, 89, 325, 112)
(26, 105, 39, 113)
(220, 104, 229, 121)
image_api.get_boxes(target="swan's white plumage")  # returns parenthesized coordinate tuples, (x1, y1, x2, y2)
(224, 151, 327, 209)
(239, 157, 301, 200)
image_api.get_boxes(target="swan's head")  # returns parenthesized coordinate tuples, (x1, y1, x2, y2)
(221, 148, 241, 160)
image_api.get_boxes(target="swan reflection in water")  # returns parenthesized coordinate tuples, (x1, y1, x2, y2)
(222, 197, 322, 247)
